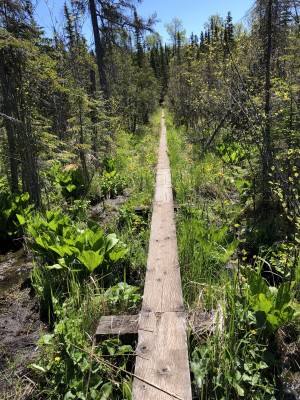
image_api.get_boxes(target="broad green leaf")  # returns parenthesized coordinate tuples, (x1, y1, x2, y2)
(251, 293, 273, 313)
(63, 226, 75, 239)
(16, 214, 26, 225)
(109, 247, 127, 261)
(30, 364, 46, 373)
(99, 382, 113, 400)
(21, 192, 30, 202)
(246, 269, 269, 296)
(266, 313, 280, 331)
(87, 229, 104, 251)
(116, 345, 133, 355)
(45, 264, 64, 270)
(78, 250, 104, 272)
(64, 238, 77, 246)
(275, 281, 293, 310)
(257, 361, 268, 370)
(106, 233, 119, 252)
(37, 333, 54, 345)
(36, 236, 50, 250)
(75, 238, 85, 252)
(48, 219, 59, 232)
(46, 210, 56, 222)
(280, 305, 294, 323)
(251, 374, 259, 385)
(66, 183, 76, 192)
(235, 384, 245, 396)
(269, 286, 278, 299)
(49, 245, 73, 257)
(241, 373, 252, 383)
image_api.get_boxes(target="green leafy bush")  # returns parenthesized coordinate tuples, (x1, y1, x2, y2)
(25, 210, 127, 273)
(216, 142, 245, 165)
(243, 267, 295, 337)
(23, 210, 128, 317)
(100, 170, 126, 199)
(0, 188, 32, 250)
(100, 158, 127, 199)
(57, 164, 86, 200)
(104, 282, 141, 313)
(44, 161, 86, 201)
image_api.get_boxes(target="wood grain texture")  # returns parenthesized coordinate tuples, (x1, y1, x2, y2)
(95, 315, 138, 343)
(133, 111, 192, 400)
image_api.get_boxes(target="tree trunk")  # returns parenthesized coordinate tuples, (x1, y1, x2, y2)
(90, 68, 98, 153)
(88, 0, 108, 97)
(20, 106, 41, 208)
(78, 104, 89, 185)
(262, 0, 273, 205)
(0, 51, 19, 193)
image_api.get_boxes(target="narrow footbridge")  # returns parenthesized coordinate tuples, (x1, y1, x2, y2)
(97, 111, 192, 399)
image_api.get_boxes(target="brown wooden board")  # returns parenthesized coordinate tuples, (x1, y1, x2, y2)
(132, 111, 192, 399)
(95, 315, 139, 344)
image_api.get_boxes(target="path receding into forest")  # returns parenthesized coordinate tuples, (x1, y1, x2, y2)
(132, 111, 192, 399)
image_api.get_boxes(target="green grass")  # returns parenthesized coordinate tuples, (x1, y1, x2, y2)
(165, 111, 299, 399)
(165, 111, 240, 307)
(115, 111, 160, 206)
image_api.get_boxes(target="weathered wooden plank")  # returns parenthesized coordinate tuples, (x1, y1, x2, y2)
(134, 311, 190, 400)
(133, 111, 192, 399)
(95, 315, 138, 344)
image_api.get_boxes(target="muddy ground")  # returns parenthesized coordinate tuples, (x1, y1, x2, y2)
(0, 249, 46, 399)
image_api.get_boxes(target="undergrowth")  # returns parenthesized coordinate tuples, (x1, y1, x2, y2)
(166, 111, 300, 400)
(22, 112, 160, 399)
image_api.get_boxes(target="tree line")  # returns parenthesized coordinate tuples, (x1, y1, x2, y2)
(1, 0, 300, 247)
(0, 0, 169, 210)
(167, 0, 300, 249)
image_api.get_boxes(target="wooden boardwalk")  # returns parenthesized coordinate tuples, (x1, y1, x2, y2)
(132, 111, 192, 400)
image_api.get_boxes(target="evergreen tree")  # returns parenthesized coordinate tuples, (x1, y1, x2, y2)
(0, 0, 42, 205)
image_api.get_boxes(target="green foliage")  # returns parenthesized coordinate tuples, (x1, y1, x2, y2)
(190, 270, 285, 400)
(114, 122, 159, 206)
(167, 116, 300, 398)
(25, 210, 127, 273)
(104, 282, 141, 313)
(25, 111, 162, 399)
(191, 302, 276, 399)
(243, 267, 295, 337)
(179, 213, 238, 305)
(216, 142, 246, 165)
(30, 280, 132, 399)
(54, 163, 86, 200)
(100, 169, 127, 200)
(191, 267, 295, 398)
(0, 186, 32, 248)
(66, 199, 91, 221)
(24, 210, 128, 317)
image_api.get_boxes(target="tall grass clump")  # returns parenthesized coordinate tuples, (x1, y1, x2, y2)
(165, 112, 239, 307)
